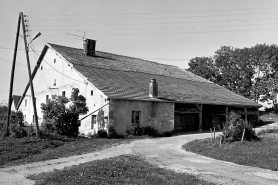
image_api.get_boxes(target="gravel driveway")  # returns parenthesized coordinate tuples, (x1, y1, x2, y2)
(1, 131, 278, 185)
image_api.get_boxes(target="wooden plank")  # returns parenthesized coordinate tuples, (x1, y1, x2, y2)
(199, 104, 203, 131)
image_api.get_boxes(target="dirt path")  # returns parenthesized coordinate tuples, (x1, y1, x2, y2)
(1, 132, 278, 185)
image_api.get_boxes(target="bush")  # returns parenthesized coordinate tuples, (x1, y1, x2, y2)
(143, 126, 158, 137)
(97, 129, 108, 138)
(134, 126, 143, 136)
(0, 120, 5, 136)
(108, 126, 123, 139)
(8, 111, 27, 138)
(41, 88, 88, 137)
(221, 112, 258, 142)
(163, 130, 174, 137)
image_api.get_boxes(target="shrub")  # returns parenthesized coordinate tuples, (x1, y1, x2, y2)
(9, 111, 27, 138)
(97, 129, 108, 138)
(108, 126, 123, 139)
(24, 126, 36, 137)
(143, 126, 158, 137)
(41, 88, 88, 137)
(125, 128, 134, 135)
(134, 126, 143, 136)
(0, 120, 5, 136)
(221, 112, 258, 142)
(163, 130, 174, 137)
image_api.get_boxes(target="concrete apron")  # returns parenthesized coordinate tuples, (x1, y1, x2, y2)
(1, 132, 278, 185)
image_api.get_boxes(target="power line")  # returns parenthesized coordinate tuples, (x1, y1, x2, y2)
(28, 6, 278, 16)
(29, 11, 278, 22)
(36, 27, 278, 37)
(29, 46, 84, 83)
(0, 46, 41, 52)
(30, 22, 278, 33)
(0, 57, 33, 67)
(29, 17, 278, 27)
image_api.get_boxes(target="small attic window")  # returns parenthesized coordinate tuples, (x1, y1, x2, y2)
(91, 90, 93, 96)
(54, 59, 56, 63)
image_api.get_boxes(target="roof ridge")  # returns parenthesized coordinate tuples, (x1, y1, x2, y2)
(47, 42, 187, 70)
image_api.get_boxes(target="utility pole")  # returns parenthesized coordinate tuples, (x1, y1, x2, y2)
(21, 12, 40, 138)
(3, 13, 21, 138)
(3, 12, 40, 139)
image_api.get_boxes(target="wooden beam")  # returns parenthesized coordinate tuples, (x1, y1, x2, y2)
(225, 106, 229, 123)
(21, 12, 40, 138)
(257, 108, 260, 123)
(3, 12, 21, 138)
(195, 104, 201, 111)
(244, 108, 248, 124)
(199, 104, 203, 131)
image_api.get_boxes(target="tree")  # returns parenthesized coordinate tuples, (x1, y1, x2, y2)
(41, 88, 88, 137)
(188, 57, 221, 83)
(188, 44, 278, 107)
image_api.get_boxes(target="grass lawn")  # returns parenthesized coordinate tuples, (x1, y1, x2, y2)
(28, 155, 214, 185)
(183, 134, 278, 171)
(0, 135, 130, 167)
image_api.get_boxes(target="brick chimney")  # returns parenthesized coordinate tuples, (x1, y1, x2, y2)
(83, 39, 96, 56)
(149, 78, 158, 98)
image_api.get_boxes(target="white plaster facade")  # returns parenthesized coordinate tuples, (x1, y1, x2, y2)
(21, 47, 109, 135)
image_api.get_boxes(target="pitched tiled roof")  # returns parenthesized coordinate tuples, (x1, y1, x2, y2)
(47, 43, 260, 107)
(48, 43, 210, 83)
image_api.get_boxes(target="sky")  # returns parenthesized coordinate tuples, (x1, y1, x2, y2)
(1, 0, 278, 103)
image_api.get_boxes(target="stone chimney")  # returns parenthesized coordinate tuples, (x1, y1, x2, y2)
(149, 78, 158, 98)
(83, 39, 96, 56)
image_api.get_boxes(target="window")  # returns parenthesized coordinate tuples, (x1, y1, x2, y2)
(25, 99, 27, 107)
(46, 95, 49, 102)
(54, 59, 56, 63)
(62, 91, 66, 97)
(32, 115, 35, 123)
(131, 111, 141, 126)
(41, 66, 43, 70)
(24, 115, 26, 122)
(91, 115, 97, 129)
(91, 90, 93, 96)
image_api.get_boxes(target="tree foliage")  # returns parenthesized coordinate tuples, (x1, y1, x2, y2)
(188, 44, 278, 109)
(41, 88, 88, 137)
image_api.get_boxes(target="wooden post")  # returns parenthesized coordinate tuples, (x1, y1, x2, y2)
(241, 128, 246, 142)
(244, 108, 248, 124)
(257, 108, 259, 123)
(3, 13, 21, 138)
(198, 104, 203, 131)
(21, 12, 40, 138)
(225, 106, 229, 123)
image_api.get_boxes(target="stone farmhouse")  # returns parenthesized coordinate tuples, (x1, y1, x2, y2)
(13, 39, 261, 135)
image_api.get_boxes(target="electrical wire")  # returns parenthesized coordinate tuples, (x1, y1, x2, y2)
(34, 27, 278, 37)
(0, 57, 32, 67)
(30, 22, 278, 33)
(28, 46, 84, 83)
(28, 6, 278, 16)
(29, 17, 278, 27)
(29, 11, 278, 22)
